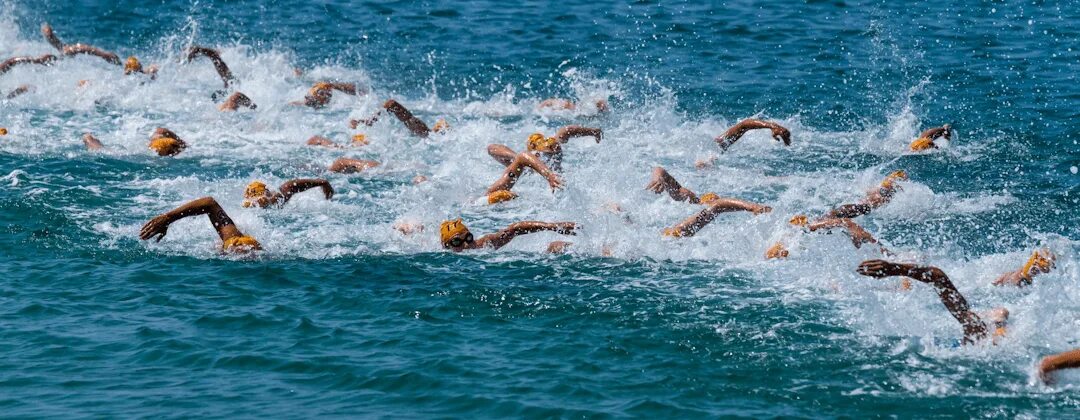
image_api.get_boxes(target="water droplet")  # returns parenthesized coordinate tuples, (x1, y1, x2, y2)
(1071, 166, 1078, 174)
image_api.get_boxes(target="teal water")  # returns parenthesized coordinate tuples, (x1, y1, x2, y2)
(1, 0, 1078, 417)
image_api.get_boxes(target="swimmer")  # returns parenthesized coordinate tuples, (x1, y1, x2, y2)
(306, 134, 367, 148)
(716, 118, 792, 152)
(439, 218, 578, 252)
(329, 157, 380, 173)
(242, 179, 333, 208)
(123, 56, 159, 78)
(352, 99, 443, 138)
(663, 197, 771, 238)
(82, 133, 104, 151)
(487, 125, 602, 172)
(486, 152, 563, 205)
(766, 215, 888, 259)
(0, 54, 57, 75)
(992, 248, 1055, 287)
(5, 84, 32, 99)
(538, 97, 610, 114)
(291, 81, 360, 109)
(219, 92, 257, 111)
(1039, 348, 1080, 384)
(185, 46, 236, 88)
(148, 128, 187, 157)
(645, 166, 722, 205)
(857, 259, 1008, 345)
(41, 23, 121, 65)
(825, 170, 907, 219)
(139, 196, 261, 254)
(909, 124, 951, 152)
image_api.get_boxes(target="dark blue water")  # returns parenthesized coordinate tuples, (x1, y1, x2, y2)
(1, 0, 1078, 417)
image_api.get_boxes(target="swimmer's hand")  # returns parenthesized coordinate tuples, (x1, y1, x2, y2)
(771, 125, 791, 145)
(140, 215, 172, 242)
(857, 259, 910, 278)
(545, 173, 564, 190)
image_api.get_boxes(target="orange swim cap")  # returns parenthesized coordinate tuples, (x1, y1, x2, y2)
(0, 127, 7, 136)
(439, 219, 470, 246)
(222, 235, 262, 253)
(788, 214, 809, 227)
(149, 137, 184, 156)
(351, 134, 369, 145)
(662, 227, 684, 238)
(881, 170, 908, 188)
(1020, 248, 1055, 280)
(909, 137, 935, 151)
(432, 119, 450, 133)
(699, 192, 721, 205)
(526, 133, 559, 153)
(765, 242, 789, 259)
(487, 190, 518, 205)
(124, 56, 142, 74)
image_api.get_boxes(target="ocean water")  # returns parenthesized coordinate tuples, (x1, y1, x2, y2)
(1, 0, 1078, 417)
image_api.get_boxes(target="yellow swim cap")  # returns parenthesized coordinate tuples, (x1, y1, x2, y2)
(487, 190, 518, 205)
(1021, 248, 1055, 280)
(789, 214, 809, 226)
(699, 192, 720, 205)
(526, 133, 559, 153)
(149, 137, 184, 156)
(909, 137, 934, 151)
(351, 134, 369, 145)
(765, 242, 789, 259)
(222, 235, 261, 252)
(881, 170, 908, 188)
(244, 181, 268, 199)
(440, 219, 470, 246)
(309, 82, 332, 95)
(124, 56, 141, 74)
(0, 127, 7, 136)
(432, 119, 450, 133)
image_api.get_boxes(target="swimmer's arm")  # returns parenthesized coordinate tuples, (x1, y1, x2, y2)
(918, 124, 951, 141)
(0, 55, 57, 75)
(383, 99, 430, 137)
(1040, 348, 1080, 384)
(349, 111, 381, 129)
(139, 197, 242, 243)
(306, 135, 339, 148)
(666, 198, 771, 237)
(554, 125, 602, 144)
(219, 92, 256, 111)
(329, 157, 380, 173)
(152, 127, 181, 140)
(82, 133, 104, 151)
(716, 119, 791, 150)
(326, 82, 360, 95)
(185, 46, 236, 87)
(41, 23, 65, 51)
(808, 218, 879, 249)
(992, 270, 1026, 287)
(488, 152, 563, 193)
(476, 221, 578, 250)
(645, 167, 699, 203)
(62, 44, 121, 65)
(6, 85, 31, 99)
(857, 260, 987, 343)
(278, 178, 333, 203)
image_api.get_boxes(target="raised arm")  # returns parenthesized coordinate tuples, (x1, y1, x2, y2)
(808, 218, 882, 250)
(329, 157, 380, 173)
(1039, 348, 1080, 384)
(139, 197, 243, 243)
(41, 23, 65, 51)
(326, 82, 359, 95)
(219, 92, 256, 111)
(918, 124, 951, 141)
(993, 248, 1055, 287)
(62, 44, 121, 65)
(185, 46, 236, 88)
(664, 198, 770, 237)
(0, 54, 57, 75)
(716, 118, 791, 151)
(475, 221, 578, 250)
(857, 260, 987, 344)
(277, 178, 333, 203)
(645, 166, 700, 203)
(383, 99, 430, 138)
(487, 152, 563, 194)
(82, 133, 104, 151)
(554, 125, 602, 143)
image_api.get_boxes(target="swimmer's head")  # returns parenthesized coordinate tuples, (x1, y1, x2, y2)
(699, 192, 721, 206)
(788, 214, 809, 227)
(595, 99, 610, 113)
(242, 181, 273, 208)
(487, 190, 518, 205)
(0, 127, 7, 136)
(149, 137, 184, 156)
(942, 124, 952, 139)
(440, 219, 473, 250)
(351, 134, 369, 146)
(222, 235, 262, 253)
(124, 56, 142, 74)
(432, 119, 450, 133)
(987, 307, 1009, 339)
(526, 133, 560, 153)
(1021, 248, 1056, 280)
(765, 242, 789, 259)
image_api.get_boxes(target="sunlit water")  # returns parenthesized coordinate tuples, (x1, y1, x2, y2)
(1, 0, 1078, 417)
